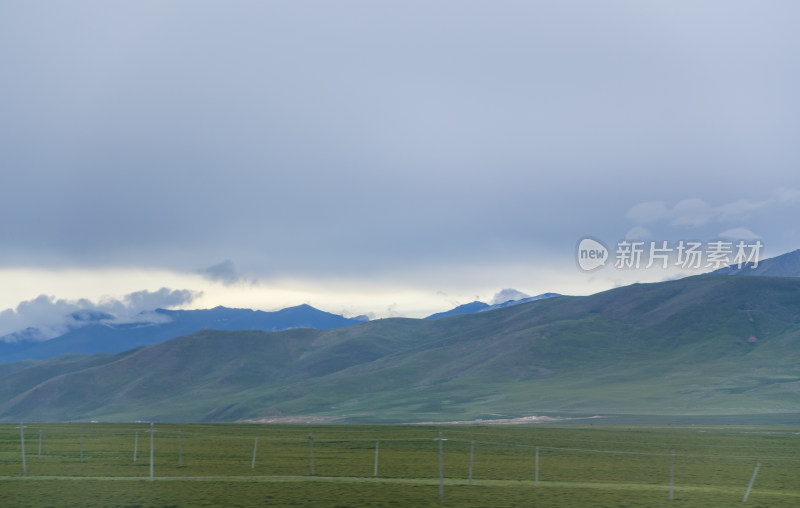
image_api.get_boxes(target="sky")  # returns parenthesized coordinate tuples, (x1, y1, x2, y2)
(1, 1, 799, 336)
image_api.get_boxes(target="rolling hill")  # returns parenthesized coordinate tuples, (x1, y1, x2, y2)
(1, 275, 799, 423)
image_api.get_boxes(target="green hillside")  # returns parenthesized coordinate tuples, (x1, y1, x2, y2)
(2, 275, 799, 423)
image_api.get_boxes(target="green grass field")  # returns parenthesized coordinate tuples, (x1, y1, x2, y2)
(1, 423, 799, 507)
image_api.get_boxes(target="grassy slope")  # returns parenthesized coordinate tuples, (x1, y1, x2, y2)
(1, 275, 799, 422)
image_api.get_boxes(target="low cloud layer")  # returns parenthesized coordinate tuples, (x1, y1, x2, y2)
(0, 288, 200, 341)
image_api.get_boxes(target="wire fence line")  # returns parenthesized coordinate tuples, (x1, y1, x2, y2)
(4, 425, 798, 462)
(1, 423, 798, 503)
(3, 427, 796, 460)
(453, 439, 800, 463)
(444, 427, 800, 452)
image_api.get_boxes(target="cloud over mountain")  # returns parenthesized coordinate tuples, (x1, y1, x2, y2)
(491, 288, 530, 305)
(0, 288, 199, 341)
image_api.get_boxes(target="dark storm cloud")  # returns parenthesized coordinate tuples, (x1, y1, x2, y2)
(1, 1, 799, 277)
(199, 260, 254, 286)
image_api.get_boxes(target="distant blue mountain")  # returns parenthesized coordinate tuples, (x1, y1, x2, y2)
(425, 301, 490, 319)
(0, 304, 366, 364)
(425, 293, 562, 319)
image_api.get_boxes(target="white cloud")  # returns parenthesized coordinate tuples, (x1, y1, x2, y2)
(625, 188, 800, 228)
(0, 295, 85, 341)
(718, 228, 761, 240)
(625, 226, 653, 240)
(670, 198, 715, 226)
(717, 199, 767, 221)
(491, 288, 530, 305)
(0, 288, 200, 341)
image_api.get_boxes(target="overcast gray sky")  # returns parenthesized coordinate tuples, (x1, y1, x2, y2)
(1, 1, 799, 331)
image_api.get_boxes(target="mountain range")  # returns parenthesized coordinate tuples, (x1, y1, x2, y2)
(0, 305, 367, 364)
(1, 273, 798, 423)
(6, 248, 798, 366)
(0, 289, 554, 364)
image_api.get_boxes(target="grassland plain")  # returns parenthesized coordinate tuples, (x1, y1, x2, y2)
(1, 423, 799, 507)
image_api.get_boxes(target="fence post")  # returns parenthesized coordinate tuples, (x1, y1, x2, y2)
(309, 433, 315, 476)
(251, 437, 258, 469)
(438, 432, 444, 501)
(742, 463, 760, 503)
(134, 431, 138, 462)
(468, 440, 474, 486)
(374, 442, 379, 476)
(150, 422, 154, 481)
(669, 450, 675, 500)
(38, 428, 42, 459)
(535, 446, 539, 486)
(80, 427, 84, 463)
(20, 423, 27, 476)
(178, 428, 183, 467)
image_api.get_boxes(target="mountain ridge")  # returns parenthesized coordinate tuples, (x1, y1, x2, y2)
(425, 292, 562, 319)
(2, 274, 798, 423)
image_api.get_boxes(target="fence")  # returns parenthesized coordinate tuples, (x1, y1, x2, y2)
(1, 423, 799, 505)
